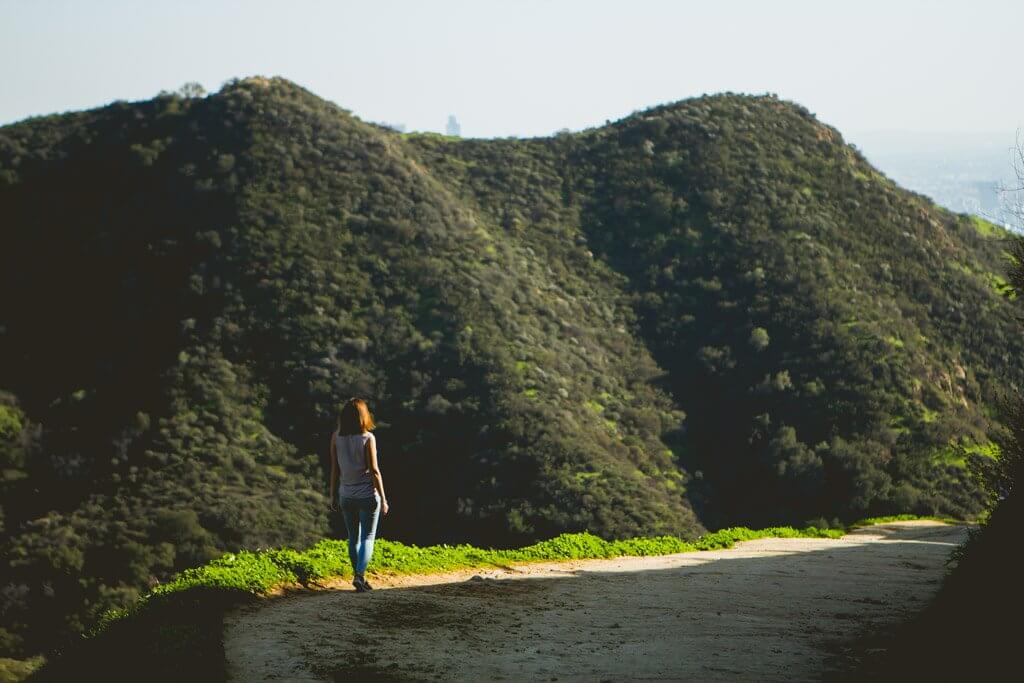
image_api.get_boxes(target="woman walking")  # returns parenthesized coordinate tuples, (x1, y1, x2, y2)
(329, 397, 389, 592)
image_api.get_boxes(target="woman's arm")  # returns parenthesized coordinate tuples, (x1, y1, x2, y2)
(328, 431, 339, 510)
(365, 434, 389, 515)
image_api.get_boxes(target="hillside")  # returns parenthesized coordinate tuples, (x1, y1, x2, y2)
(0, 76, 1019, 660)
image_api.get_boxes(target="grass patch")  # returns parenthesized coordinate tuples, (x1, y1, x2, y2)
(930, 440, 1000, 469)
(985, 271, 1017, 299)
(970, 215, 1006, 238)
(849, 513, 962, 528)
(884, 335, 904, 348)
(399, 131, 462, 142)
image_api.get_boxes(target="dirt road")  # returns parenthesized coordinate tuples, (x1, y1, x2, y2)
(223, 521, 964, 681)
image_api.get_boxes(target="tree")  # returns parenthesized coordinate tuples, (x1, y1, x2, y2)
(176, 82, 206, 99)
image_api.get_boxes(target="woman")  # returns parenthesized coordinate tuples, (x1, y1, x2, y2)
(329, 397, 389, 592)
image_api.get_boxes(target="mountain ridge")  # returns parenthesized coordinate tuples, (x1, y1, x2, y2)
(0, 75, 1019, 659)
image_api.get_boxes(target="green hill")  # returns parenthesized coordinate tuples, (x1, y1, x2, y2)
(0, 76, 1019, 660)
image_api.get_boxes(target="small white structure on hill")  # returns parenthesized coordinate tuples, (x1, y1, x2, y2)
(446, 115, 461, 137)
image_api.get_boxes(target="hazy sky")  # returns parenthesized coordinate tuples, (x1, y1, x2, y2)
(2, 0, 1021, 141)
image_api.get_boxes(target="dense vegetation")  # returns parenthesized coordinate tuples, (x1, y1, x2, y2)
(0, 77, 1019, 663)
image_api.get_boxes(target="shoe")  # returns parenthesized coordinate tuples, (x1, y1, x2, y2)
(359, 577, 374, 591)
(353, 577, 368, 592)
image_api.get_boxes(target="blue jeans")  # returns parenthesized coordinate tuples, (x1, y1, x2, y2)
(339, 492, 381, 578)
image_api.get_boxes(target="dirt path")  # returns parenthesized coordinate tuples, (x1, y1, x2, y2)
(223, 521, 964, 681)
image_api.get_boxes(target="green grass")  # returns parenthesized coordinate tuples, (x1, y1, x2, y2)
(985, 271, 1017, 299)
(849, 514, 962, 528)
(970, 215, 1006, 238)
(399, 130, 462, 142)
(930, 441, 1000, 469)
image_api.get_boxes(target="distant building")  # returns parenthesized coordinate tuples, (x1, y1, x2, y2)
(446, 115, 461, 137)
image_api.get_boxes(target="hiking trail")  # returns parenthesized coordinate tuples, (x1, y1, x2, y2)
(223, 521, 963, 681)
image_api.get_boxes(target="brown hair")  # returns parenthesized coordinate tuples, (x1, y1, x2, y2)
(337, 397, 376, 435)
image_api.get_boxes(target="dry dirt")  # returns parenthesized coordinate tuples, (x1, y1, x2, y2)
(223, 521, 964, 681)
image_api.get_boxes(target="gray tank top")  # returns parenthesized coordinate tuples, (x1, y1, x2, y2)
(335, 431, 376, 498)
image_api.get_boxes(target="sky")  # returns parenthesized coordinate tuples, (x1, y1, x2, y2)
(1, 0, 1022, 143)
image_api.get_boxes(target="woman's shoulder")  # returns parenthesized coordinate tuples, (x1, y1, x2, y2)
(338, 430, 374, 439)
